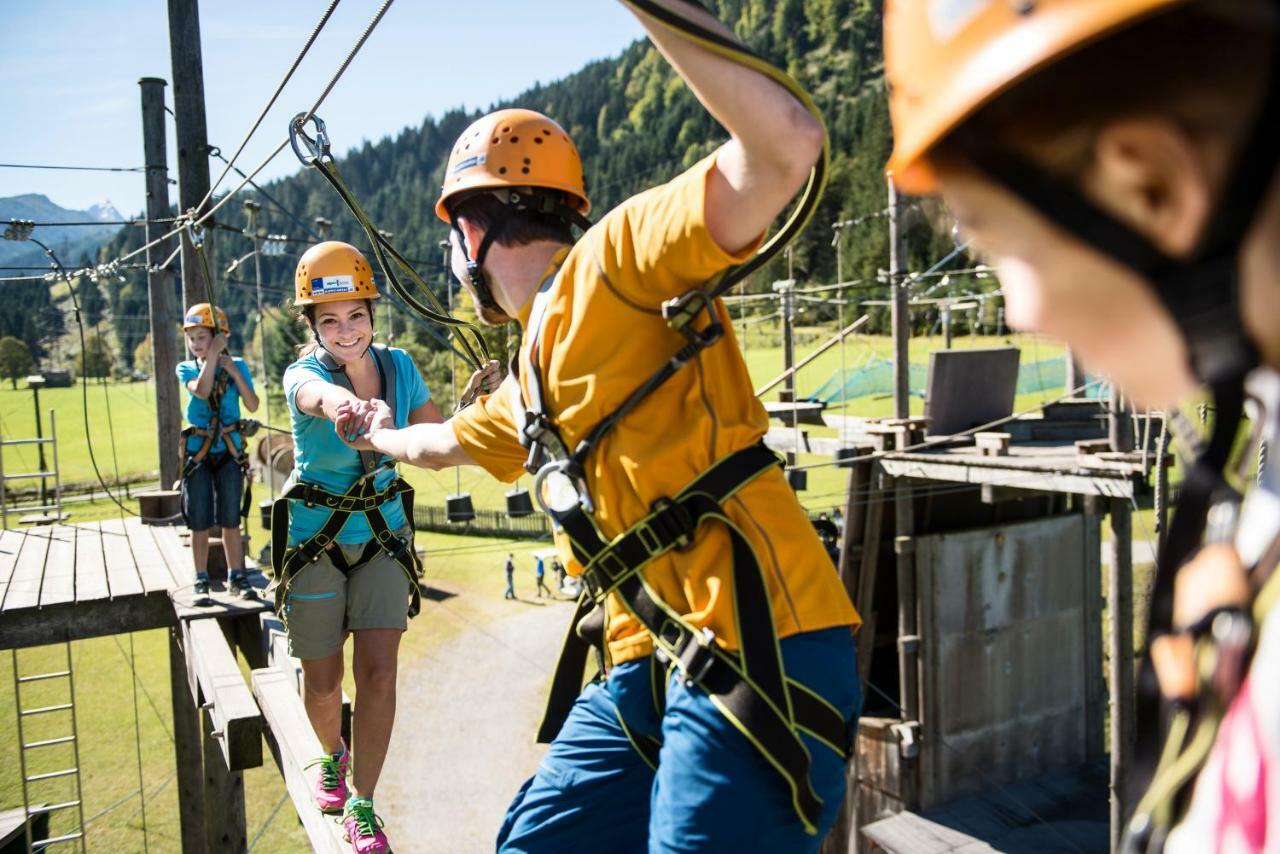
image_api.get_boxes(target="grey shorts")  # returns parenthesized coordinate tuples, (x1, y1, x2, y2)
(280, 530, 414, 660)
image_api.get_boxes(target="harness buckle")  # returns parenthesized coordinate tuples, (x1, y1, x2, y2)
(675, 626, 718, 687)
(533, 459, 594, 516)
(648, 498, 695, 553)
(661, 289, 724, 350)
(290, 112, 331, 167)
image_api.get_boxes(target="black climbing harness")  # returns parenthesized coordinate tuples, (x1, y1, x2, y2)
(518, 2, 839, 833)
(270, 344, 423, 622)
(179, 367, 256, 525)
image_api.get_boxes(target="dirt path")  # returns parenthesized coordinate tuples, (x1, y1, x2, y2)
(379, 589, 574, 853)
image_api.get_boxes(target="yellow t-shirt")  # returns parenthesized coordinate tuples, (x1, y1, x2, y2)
(452, 153, 860, 664)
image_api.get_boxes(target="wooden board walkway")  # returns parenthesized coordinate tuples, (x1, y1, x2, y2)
(0, 518, 268, 649)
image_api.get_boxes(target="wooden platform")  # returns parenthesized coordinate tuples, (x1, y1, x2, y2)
(0, 518, 268, 650)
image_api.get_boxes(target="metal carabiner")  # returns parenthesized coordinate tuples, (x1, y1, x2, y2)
(533, 459, 595, 516)
(289, 112, 331, 167)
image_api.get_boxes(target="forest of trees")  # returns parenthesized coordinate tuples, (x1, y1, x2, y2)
(95, 1, 973, 397)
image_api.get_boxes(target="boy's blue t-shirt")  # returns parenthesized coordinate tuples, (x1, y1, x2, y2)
(176, 358, 254, 454)
(283, 347, 431, 545)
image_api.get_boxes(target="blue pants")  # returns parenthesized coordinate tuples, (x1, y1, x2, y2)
(498, 627, 861, 853)
(181, 452, 242, 531)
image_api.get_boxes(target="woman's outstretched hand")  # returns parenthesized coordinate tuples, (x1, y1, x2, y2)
(334, 399, 393, 451)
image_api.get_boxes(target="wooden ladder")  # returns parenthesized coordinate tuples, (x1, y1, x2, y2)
(10, 642, 87, 851)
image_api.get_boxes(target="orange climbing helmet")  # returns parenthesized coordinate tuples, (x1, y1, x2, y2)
(294, 241, 380, 306)
(884, 0, 1187, 194)
(182, 303, 230, 336)
(435, 108, 590, 224)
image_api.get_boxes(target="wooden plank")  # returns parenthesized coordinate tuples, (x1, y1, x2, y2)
(862, 811, 998, 854)
(2, 526, 51, 612)
(169, 628, 208, 854)
(258, 613, 353, 744)
(878, 456, 1136, 498)
(251, 668, 352, 854)
(0, 594, 174, 649)
(150, 524, 194, 589)
(103, 520, 145, 599)
(111, 517, 175, 593)
(75, 522, 109, 604)
(0, 527, 25, 589)
(183, 617, 263, 771)
(37, 525, 77, 607)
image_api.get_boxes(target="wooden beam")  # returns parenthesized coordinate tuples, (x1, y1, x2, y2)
(259, 612, 353, 744)
(252, 668, 351, 854)
(877, 457, 1137, 498)
(170, 628, 207, 854)
(202, 708, 247, 853)
(183, 618, 263, 771)
(755, 314, 870, 397)
(38, 526, 76, 608)
(2, 526, 50, 612)
(1108, 499, 1135, 852)
(0, 593, 173, 649)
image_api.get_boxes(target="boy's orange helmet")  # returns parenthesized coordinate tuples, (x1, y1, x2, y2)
(182, 303, 230, 335)
(294, 241, 380, 306)
(435, 109, 590, 223)
(884, 0, 1185, 194)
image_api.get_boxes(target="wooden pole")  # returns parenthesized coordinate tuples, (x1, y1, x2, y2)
(167, 0, 216, 309)
(889, 180, 910, 419)
(1109, 498, 1135, 853)
(139, 78, 182, 489)
(203, 708, 248, 853)
(774, 279, 797, 470)
(169, 628, 207, 853)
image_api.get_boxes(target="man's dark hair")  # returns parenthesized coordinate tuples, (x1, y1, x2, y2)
(450, 191, 574, 248)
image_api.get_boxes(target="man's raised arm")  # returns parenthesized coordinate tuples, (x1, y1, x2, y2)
(623, 0, 824, 255)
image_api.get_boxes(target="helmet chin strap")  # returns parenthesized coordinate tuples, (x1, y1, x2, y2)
(451, 219, 507, 316)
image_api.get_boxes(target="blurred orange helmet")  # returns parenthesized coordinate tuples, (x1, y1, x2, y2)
(294, 241, 380, 306)
(884, 0, 1186, 194)
(435, 108, 590, 223)
(182, 303, 230, 336)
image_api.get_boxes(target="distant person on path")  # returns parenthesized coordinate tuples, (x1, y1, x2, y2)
(535, 555, 552, 598)
(553, 558, 566, 593)
(177, 303, 259, 606)
(504, 553, 516, 600)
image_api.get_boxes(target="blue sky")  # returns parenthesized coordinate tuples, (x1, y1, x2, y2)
(0, 1, 644, 214)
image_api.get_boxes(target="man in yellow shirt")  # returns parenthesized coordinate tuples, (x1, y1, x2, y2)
(344, 2, 860, 849)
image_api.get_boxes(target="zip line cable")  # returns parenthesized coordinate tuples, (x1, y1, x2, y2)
(197, 0, 344, 210)
(0, 162, 147, 173)
(28, 237, 143, 516)
(297, 0, 394, 127)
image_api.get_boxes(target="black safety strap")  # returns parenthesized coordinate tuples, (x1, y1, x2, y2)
(536, 443, 850, 835)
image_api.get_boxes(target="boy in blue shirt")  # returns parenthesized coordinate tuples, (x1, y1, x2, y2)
(177, 303, 259, 604)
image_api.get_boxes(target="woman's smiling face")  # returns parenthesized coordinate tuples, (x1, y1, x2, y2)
(311, 299, 374, 363)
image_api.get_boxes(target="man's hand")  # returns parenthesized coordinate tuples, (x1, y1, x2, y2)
(457, 359, 503, 411)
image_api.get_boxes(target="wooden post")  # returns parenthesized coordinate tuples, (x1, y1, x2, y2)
(167, 0, 216, 309)
(202, 709, 248, 853)
(139, 78, 182, 490)
(774, 279, 798, 471)
(1109, 498, 1135, 853)
(888, 180, 910, 420)
(168, 628, 207, 854)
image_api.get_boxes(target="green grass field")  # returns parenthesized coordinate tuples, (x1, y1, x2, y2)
(0, 331, 1069, 517)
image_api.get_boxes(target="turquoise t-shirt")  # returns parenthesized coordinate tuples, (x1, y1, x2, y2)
(176, 358, 254, 454)
(283, 347, 430, 545)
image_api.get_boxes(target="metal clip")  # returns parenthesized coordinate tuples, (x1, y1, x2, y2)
(532, 459, 594, 516)
(676, 626, 718, 687)
(3, 219, 35, 242)
(289, 112, 331, 167)
(661, 289, 723, 349)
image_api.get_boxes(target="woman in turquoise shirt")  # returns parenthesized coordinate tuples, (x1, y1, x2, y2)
(279, 241, 495, 853)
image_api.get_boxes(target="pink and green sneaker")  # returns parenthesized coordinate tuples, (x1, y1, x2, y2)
(342, 797, 389, 854)
(304, 741, 349, 813)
